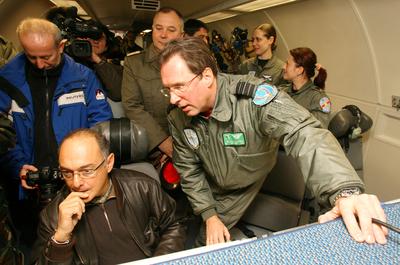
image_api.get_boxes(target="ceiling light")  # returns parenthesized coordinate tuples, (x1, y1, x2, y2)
(199, 12, 239, 24)
(230, 0, 297, 12)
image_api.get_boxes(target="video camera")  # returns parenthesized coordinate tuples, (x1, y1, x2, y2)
(45, 6, 103, 58)
(231, 27, 248, 56)
(26, 167, 63, 207)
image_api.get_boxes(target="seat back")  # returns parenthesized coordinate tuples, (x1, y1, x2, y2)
(328, 106, 373, 180)
(92, 118, 148, 166)
(241, 150, 309, 232)
(107, 98, 125, 118)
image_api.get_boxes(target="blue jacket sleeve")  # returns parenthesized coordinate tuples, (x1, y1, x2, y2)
(84, 71, 113, 126)
(0, 89, 25, 180)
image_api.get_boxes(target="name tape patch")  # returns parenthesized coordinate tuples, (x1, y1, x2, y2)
(57, 91, 86, 106)
(223, 132, 246, 146)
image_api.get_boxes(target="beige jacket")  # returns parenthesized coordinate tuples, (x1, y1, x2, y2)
(122, 44, 170, 152)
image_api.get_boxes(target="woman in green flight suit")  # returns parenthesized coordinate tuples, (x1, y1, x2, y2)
(238, 23, 286, 86)
(282, 47, 332, 128)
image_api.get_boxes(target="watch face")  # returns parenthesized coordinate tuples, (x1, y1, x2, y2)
(334, 188, 361, 204)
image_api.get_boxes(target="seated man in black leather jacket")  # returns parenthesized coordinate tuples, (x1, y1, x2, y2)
(31, 128, 185, 264)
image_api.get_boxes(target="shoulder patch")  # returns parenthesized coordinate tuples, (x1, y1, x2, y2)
(252, 83, 278, 106)
(126, 50, 142, 57)
(184, 128, 199, 149)
(319, 97, 331, 113)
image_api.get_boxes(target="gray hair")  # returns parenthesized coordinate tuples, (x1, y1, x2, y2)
(16, 18, 62, 46)
(159, 37, 218, 76)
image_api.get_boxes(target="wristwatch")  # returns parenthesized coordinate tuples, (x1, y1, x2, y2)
(333, 187, 362, 204)
(51, 235, 70, 245)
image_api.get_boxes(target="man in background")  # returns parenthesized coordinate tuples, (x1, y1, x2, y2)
(184, 19, 209, 44)
(122, 7, 184, 165)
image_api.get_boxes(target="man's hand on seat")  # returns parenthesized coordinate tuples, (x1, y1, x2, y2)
(318, 194, 388, 244)
(206, 215, 230, 245)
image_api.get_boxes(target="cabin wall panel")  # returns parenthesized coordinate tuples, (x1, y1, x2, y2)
(0, 0, 53, 47)
(209, 0, 400, 201)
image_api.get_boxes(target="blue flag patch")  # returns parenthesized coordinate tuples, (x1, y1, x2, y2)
(252, 83, 278, 106)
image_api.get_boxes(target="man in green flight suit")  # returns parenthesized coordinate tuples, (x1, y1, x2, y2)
(159, 37, 387, 246)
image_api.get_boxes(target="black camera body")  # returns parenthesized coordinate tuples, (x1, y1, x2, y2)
(26, 167, 63, 207)
(46, 6, 103, 57)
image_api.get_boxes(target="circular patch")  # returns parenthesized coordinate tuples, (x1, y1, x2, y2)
(184, 128, 199, 149)
(319, 97, 331, 113)
(252, 83, 278, 106)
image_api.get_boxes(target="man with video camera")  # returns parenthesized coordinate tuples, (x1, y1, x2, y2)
(0, 18, 112, 252)
(46, 6, 124, 102)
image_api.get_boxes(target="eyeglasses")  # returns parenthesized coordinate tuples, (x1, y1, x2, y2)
(60, 158, 106, 180)
(160, 73, 201, 97)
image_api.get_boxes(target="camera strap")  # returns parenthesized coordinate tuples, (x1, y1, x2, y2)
(0, 76, 29, 108)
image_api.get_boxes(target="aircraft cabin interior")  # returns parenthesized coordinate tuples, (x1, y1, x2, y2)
(0, 0, 399, 264)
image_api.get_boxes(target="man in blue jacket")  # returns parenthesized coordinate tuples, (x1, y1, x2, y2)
(0, 18, 112, 249)
(0, 17, 112, 187)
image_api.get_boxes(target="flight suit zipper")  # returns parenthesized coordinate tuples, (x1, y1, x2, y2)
(197, 117, 209, 144)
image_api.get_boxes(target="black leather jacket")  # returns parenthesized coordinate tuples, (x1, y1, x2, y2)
(31, 168, 185, 264)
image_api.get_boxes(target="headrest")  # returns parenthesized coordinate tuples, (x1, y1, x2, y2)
(328, 105, 373, 139)
(91, 118, 148, 167)
(343, 105, 373, 135)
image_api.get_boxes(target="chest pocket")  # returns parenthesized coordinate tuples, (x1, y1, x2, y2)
(236, 151, 272, 172)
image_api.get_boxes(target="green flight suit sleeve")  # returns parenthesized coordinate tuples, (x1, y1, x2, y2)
(122, 55, 169, 152)
(168, 111, 218, 221)
(0, 35, 18, 67)
(260, 91, 364, 208)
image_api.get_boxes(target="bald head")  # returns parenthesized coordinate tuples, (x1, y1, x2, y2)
(16, 18, 65, 69)
(17, 18, 62, 46)
(59, 128, 110, 159)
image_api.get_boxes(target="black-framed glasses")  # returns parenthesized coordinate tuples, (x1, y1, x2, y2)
(60, 158, 106, 180)
(160, 73, 201, 97)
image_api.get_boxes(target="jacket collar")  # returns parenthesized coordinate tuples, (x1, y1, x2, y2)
(209, 73, 236, 122)
(287, 80, 314, 95)
(144, 44, 160, 70)
(251, 53, 278, 70)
